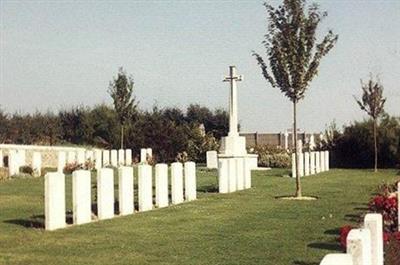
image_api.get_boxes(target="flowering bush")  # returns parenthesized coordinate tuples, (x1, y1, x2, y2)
(369, 194, 398, 233)
(339, 225, 353, 249)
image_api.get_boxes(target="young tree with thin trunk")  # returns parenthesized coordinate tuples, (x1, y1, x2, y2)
(108, 68, 137, 149)
(354, 76, 386, 173)
(253, 0, 338, 197)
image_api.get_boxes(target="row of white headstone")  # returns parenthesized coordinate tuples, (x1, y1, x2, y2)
(45, 161, 197, 231)
(292, 150, 329, 178)
(320, 213, 383, 265)
(218, 157, 252, 193)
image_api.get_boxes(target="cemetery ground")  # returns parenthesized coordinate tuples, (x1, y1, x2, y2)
(0, 168, 399, 265)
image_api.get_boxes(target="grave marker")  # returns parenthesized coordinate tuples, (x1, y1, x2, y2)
(97, 168, 114, 220)
(72, 170, 92, 225)
(184, 161, 196, 201)
(171, 162, 184, 204)
(138, 164, 153, 211)
(155, 163, 169, 208)
(118, 167, 134, 215)
(45, 172, 66, 230)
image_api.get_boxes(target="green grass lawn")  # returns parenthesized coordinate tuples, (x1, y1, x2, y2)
(0, 168, 399, 265)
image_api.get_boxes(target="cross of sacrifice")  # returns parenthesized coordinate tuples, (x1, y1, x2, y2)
(223, 66, 243, 137)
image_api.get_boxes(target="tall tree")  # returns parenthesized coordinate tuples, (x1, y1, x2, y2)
(354, 75, 386, 172)
(108, 68, 137, 149)
(253, 0, 338, 197)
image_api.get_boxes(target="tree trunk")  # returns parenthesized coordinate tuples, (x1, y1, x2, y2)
(121, 125, 124, 150)
(294, 100, 302, 197)
(373, 118, 378, 173)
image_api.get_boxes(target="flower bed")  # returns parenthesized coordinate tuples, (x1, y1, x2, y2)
(339, 181, 399, 264)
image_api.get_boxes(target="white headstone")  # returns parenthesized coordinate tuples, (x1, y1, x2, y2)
(118, 149, 125, 166)
(138, 164, 153, 211)
(325, 150, 329, 171)
(110, 149, 118, 167)
(146, 148, 152, 160)
(8, 150, 19, 176)
(72, 170, 92, 225)
(315, 152, 321, 173)
(32, 152, 42, 177)
(155, 163, 169, 208)
(0, 150, 3, 167)
(118, 166, 134, 215)
(228, 158, 237, 192)
(206, 151, 218, 169)
(244, 157, 251, 189)
(171, 162, 184, 204)
(284, 130, 289, 150)
(97, 168, 114, 220)
(309, 135, 316, 150)
(235, 158, 244, 190)
(94, 149, 102, 170)
(125, 149, 132, 166)
(304, 152, 310, 176)
(77, 150, 85, 165)
(364, 214, 383, 265)
(102, 150, 110, 166)
(218, 159, 229, 193)
(45, 172, 66, 230)
(57, 151, 66, 173)
(320, 151, 326, 172)
(298, 152, 304, 177)
(347, 229, 372, 265)
(85, 150, 94, 162)
(184, 161, 196, 201)
(291, 153, 296, 178)
(320, 254, 353, 265)
(310, 151, 316, 175)
(140, 148, 147, 163)
(17, 149, 26, 166)
(67, 151, 76, 164)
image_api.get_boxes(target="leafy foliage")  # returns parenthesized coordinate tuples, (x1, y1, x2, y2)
(354, 75, 386, 120)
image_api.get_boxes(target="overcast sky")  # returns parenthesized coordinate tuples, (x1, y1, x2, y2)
(1, 0, 399, 133)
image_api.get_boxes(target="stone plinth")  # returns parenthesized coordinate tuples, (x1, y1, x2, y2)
(206, 151, 218, 169)
(57, 151, 66, 173)
(218, 159, 229, 193)
(244, 157, 251, 189)
(125, 149, 132, 165)
(228, 158, 236, 192)
(364, 214, 383, 265)
(219, 135, 247, 156)
(110, 150, 118, 167)
(118, 166, 134, 215)
(72, 170, 92, 225)
(118, 149, 125, 166)
(235, 158, 244, 190)
(347, 229, 372, 265)
(102, 150, 110, 166)
(45, 172, 66, 230)
(138, 164, 152, 211)
(97, 168, 114, 220)
(184, 161, 196, 201)
(155, 163, 169, 208)
(171, 162, 184, 204)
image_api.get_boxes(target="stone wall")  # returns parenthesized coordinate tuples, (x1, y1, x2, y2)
(240, 132, 321, 149)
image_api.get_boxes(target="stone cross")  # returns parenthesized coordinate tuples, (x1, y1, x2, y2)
(223, 66, 243, 137)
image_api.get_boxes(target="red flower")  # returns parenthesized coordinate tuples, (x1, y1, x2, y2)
(384, 232, 391, 243)
(339, 225, 353, 249)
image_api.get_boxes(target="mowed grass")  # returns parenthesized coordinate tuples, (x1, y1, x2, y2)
(0, 168, 399, 265)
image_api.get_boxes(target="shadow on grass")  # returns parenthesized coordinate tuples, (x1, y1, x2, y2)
(5, 214, 44, 229)
(293, 261, 319, 265)
(197, 185, 219, 193)
(308, 242, 341, 251)
(324, 227, 340, 235)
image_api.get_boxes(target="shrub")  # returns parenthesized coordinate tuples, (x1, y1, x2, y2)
(250, 145, 291, 168)
(20, 166, 34, 175)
